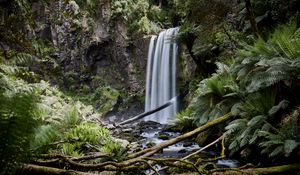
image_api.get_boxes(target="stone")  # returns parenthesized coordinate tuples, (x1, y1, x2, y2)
(183, 142, 193, 147)
(113, 138, 130, 148)
(106, 124, 115, 130)
(158, 134, 170, 140)
(178, 149, 187, 154)
(121, 128, 134, 133)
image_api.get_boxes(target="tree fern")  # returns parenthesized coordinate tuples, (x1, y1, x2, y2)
(231, 21, 300, 93)
(259, 106, 300, 158)
(192, 65, 240, 126)
(246, 58, 300, 92)
(225, 90, 287, 156)
(31, 125, 60, 153)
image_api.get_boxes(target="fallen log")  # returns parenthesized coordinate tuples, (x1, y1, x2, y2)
(118, 99, 174, 125)
(21, 164, 98, 175)
(210, 163, 300, 175)
(129, 112, 233, 158)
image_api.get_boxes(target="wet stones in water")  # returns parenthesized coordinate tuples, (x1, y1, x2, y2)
(158, 134, 170, 140)
(216, 159, 239, 168)
(183, 141, 193, 147)
(178, 149, 187, 154)
(129, 142, 142, 153)
(146, 142, 156, 148)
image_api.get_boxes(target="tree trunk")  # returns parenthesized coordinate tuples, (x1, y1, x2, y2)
(244, 0, 262, 38)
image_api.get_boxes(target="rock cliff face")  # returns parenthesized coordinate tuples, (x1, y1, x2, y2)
(31, 0, 199, 119)
(33, 0, 149, 94)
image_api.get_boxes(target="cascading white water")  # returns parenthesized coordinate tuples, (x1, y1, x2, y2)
(144, 28, 179, 124)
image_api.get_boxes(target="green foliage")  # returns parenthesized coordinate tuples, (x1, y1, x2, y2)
(32, 106, 122, 157)
(101, 139, 127, 162)
(192, 62, 239, 126)
(31, 125, 60, 153)
(233, 22, 300, 93)
(87, 86, 119, 115)
(111, 0, 161, 35)
(72, 86, 120, 116)
(259, 107, 300, 158)
(63, 106, 81, 129)
(174, 108, 196, 131)
(238, 21, 300, 60)
(61, 122, 112, 156)
(188, 20, 300, 160)
(174, 0, 230, 24)
(30, 83, 122, 158)
(225, 90, 288, 155)
(0, 73, 40, 174)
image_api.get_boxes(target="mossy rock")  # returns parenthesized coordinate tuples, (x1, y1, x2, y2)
(92, 86, 120, 115)
(195, 129, 212, 146)
(158, 134, 169, 140)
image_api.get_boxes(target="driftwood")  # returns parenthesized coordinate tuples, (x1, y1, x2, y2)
(118, 99, 174, 125)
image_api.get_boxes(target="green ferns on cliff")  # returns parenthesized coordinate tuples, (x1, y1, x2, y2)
(111, 0, 161, 35)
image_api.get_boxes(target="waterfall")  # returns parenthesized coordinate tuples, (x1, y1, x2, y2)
(144, 28, 179, 124)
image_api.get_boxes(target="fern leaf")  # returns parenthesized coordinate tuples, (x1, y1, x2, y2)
(284, 140, 299, 157)
(270, 145, 284, 157)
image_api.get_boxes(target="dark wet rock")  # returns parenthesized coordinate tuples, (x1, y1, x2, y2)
(183, 142, 193, 147)
(146, 142, 156, 148)
(202, 163, 217, 171)
(158, 134, 169, 140)
(195, 129, 214, 145)
(178, 149, 187, 154)
(138, 121, 163, 131)
(240, 147, 252, 158)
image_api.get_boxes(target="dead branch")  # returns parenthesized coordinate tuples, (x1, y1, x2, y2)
(184, 135, 224, 160)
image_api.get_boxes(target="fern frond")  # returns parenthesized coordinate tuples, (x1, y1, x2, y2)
(0, 74, 40, 174)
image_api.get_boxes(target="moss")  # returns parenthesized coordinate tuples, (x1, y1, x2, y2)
(158, 134, 169, 140)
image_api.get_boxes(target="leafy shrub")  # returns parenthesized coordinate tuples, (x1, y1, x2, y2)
(0, 73, 40, 174)
(225, 90, 289, 155)
(29, 82, 123, 158)
(111, 0, 161, 35)
(192, 62, 239, 126)
(233, 21, 300, 93)
(174, 108, 195, 131)
(259, 107, 300, 158)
